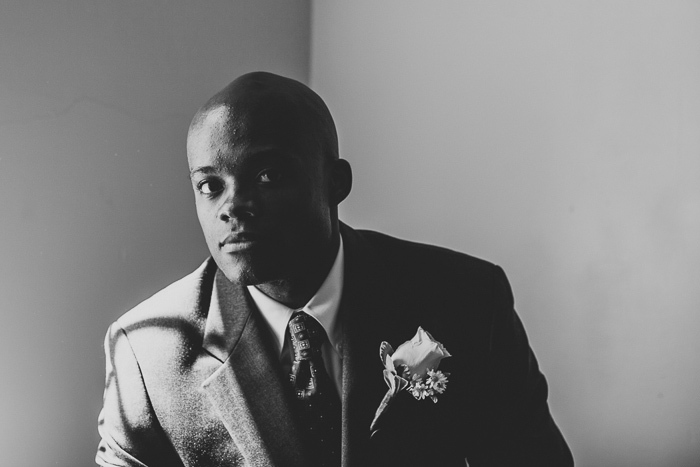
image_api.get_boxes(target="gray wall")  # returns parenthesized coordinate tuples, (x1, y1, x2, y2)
(3, 2, 699, 466)
(0, 2, 310, 465)
(310, 2, 700, 466)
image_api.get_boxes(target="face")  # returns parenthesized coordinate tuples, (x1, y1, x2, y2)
(187, 104, 335, 286)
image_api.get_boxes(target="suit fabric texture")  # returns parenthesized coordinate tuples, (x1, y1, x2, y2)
(96, 223, 574, 466)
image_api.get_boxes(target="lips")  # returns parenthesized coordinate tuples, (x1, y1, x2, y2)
(218, 232, 264, 253)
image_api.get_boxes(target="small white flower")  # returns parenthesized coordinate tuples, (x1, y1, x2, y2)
(410, 379, 430, 400)
(426, 369, 449, 394)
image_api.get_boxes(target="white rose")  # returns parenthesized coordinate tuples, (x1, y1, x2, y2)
(391, 327, 451, 379)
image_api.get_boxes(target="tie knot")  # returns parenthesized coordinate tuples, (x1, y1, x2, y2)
(288, 312, 326, 361)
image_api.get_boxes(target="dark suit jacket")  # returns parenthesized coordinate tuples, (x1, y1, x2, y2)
(96, 223, 573, 466)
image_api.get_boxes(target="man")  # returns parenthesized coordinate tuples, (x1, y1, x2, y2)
(96, 71, 573, 466)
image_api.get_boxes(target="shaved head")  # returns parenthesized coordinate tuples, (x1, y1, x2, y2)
(188, 71, 339, 163)
(185, 71, 352, 306)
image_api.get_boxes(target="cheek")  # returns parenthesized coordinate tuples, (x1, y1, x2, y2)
(195, 201, 218, 242)
(283, 203, 333, 244)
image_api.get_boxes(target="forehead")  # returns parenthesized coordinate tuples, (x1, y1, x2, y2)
(187, 102, 317, 167)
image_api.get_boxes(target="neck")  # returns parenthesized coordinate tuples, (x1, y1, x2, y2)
(254, 232, 340, 309)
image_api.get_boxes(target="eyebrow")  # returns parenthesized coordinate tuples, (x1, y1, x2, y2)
(189, 166, 218, 178)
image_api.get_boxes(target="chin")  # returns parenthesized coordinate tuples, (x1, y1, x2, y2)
(214, 253, 282, 286)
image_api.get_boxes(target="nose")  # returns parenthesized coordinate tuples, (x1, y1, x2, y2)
(217, 186, 258, 222)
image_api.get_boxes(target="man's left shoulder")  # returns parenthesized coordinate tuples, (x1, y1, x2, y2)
(350, 227, 502, 284)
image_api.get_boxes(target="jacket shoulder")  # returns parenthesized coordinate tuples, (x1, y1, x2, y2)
(346, 227, 513, 333)
(115, 258, 218, 333)
(353, 228, 501, 282)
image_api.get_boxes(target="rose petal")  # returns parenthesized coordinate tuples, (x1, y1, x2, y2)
(421, 328, 451, 358)
(391, 327, 450, 378)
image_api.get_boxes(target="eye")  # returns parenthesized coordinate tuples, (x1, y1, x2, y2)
(196, 178, 224, 196)
(257, 169, 283, 184)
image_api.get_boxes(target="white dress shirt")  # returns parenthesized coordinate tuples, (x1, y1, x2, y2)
(247, 236, 344, 396)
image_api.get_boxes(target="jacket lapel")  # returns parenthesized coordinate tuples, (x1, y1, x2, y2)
(201, 270, 308, 466)
(338, 224, 412, 467)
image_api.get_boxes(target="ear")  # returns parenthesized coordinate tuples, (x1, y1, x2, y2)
(329, 158, 352, 205)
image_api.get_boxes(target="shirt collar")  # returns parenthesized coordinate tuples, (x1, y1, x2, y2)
(247, 235, 345, 356)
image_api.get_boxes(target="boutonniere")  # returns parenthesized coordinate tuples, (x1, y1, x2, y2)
(370, 327, 451, 433)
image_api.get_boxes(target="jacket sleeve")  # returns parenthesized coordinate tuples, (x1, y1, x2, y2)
(96, 322, 184, 467)
(477, 265, 574, 466)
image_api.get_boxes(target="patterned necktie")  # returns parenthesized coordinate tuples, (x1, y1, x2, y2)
(288, 311, 342, 467)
